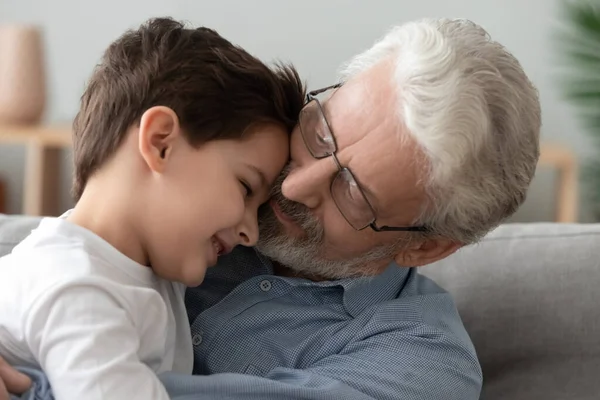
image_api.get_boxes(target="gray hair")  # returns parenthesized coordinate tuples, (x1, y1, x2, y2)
(339, 18, 541, 244)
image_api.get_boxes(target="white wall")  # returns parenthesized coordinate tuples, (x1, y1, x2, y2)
(0, 0, 593, 221)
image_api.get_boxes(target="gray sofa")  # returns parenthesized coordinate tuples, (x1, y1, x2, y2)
(1, 215, 599, 400)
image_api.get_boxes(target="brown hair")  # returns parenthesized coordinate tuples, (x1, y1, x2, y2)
(72, 17, 305, 200)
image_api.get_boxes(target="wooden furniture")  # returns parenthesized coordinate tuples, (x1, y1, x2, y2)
(0, 177, 5, 213)
(0, 124, 71, 216)
(538, 143, 579, 223)
(0, 126, 581, 221)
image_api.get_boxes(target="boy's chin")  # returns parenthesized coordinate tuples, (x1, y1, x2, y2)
(163, 259, 208, 287)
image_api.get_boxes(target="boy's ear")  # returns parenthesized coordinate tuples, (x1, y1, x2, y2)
(138, 106, 181, 173)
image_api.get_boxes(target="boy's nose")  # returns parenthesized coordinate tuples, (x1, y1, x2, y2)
(236, 210, 259, 247)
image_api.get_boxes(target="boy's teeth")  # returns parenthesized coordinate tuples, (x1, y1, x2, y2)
(212, 238, 223, 254)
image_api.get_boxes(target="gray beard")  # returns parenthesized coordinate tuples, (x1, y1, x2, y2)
(256, 166, 399, 280)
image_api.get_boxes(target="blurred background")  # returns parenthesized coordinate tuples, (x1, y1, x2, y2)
(0, 0, 597, 223)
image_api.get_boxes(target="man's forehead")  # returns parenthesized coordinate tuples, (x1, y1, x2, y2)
(349, 129, 425, 221)
(323, 66, 397, 150)
(328, 59, 395, 106)
(319, 63, 424, 221)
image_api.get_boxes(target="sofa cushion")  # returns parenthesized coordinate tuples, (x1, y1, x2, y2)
(421, 223, 600, 400)
(1, 215, 598, 399)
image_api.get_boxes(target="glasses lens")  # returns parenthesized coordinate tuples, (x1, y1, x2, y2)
(331, 168, 375, 230)
(299, 100, 336, 158)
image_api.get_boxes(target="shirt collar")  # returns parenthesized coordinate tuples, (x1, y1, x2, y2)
(254, 249, 413, 317)
(338, 262, 413, 317)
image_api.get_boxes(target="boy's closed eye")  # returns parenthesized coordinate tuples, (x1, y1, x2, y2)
(240, 180, 253, 197)
(242, 164, 271, 200)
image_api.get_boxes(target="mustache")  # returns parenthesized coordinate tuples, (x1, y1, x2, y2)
(268, 164, 313, 226)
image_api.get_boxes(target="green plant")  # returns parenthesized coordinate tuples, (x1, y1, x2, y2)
(557, 0, 600, 217)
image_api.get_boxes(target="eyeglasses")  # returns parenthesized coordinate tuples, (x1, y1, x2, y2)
(298, 83, 427, 233)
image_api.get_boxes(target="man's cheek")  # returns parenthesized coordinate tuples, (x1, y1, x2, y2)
(322, 213, 350, 244)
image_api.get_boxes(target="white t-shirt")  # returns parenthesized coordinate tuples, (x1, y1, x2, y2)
(0, 215, 193, 399)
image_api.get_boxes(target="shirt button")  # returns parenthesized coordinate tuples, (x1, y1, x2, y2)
(259, 279, 272, 292)
(192, 334, 203, 346)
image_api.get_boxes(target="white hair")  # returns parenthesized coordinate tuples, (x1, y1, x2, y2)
(339, 18, 541, 244)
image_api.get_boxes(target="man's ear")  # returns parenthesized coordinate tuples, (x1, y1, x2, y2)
(394, 237, 463, 267)
(138, 106, 181, 173)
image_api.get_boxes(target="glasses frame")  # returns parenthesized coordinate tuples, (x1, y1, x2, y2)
(300, 83, 427, 233)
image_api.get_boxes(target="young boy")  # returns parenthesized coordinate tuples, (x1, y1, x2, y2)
(0, 18, 305, 399)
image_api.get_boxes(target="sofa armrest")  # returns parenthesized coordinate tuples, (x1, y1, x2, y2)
(421, 223, 600, 400)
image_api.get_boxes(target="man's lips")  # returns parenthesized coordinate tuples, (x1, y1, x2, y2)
(270, 199, 296, 225)
(269, 199, 311, 238)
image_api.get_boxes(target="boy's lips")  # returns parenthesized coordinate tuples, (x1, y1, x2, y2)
(210, 235, 232, 263)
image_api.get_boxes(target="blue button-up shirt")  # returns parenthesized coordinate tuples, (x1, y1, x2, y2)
(176, 246, 482, 399)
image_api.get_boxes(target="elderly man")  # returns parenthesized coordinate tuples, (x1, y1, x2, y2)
(1, 18, 539, 400)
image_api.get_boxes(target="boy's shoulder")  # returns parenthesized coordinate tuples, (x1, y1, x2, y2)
(5, 216, 103, 277)
(2, 217, 93, 275)
(0, 216, 158, 302)
(0, 219, 102, 326)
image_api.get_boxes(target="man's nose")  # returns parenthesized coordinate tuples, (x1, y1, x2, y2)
(281, 157, 334, 209)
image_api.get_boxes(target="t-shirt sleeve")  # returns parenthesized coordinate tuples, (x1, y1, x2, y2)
(24, 278, 170, 400)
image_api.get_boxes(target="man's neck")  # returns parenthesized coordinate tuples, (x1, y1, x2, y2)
(270, 255, 395, 282)
(272, 262, 331, 282)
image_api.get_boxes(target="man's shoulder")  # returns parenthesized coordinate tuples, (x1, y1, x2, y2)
(378, 271, 472, 339)
(353, 271, 481, 381)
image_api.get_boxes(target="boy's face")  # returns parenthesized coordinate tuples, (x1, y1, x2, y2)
(139, 108, 289, 286)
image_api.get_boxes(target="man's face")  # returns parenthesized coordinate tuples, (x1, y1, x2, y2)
(257, 61, 428, 279)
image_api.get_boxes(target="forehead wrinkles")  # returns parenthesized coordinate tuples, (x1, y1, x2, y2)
(320, 70, 424, 217)
(324, 66, 399, 150)
(321, 76, 399, 165)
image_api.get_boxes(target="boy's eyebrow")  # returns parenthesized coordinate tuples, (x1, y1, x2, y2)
(245, 164, 268, 188)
